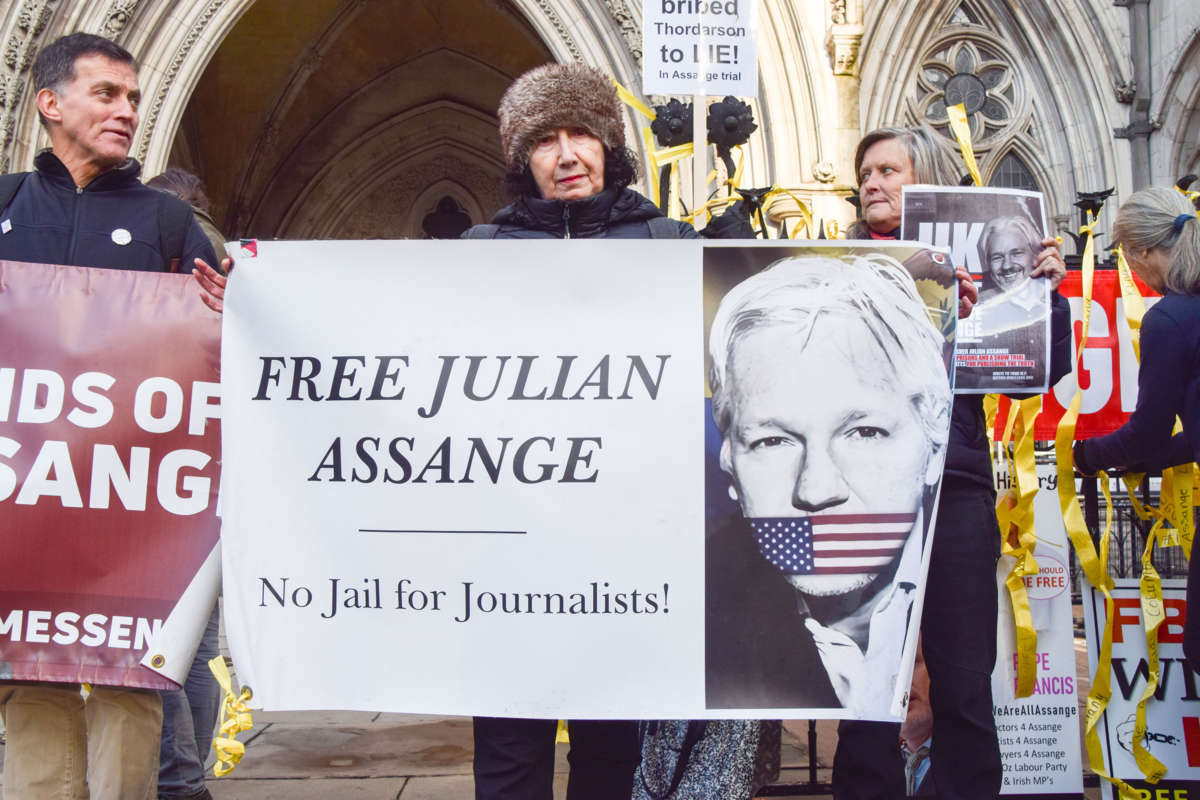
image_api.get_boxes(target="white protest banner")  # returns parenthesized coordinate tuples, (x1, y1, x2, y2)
(1083, 580, 1199, 798)
(219, 240, 952, 719)
(221, 239, 702, 717)
(641, 0, 758, 96)
(991, 463, 1084, 797)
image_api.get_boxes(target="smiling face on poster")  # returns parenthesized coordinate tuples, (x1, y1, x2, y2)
(703, 243, 955, 719)
(901, 186, 1051, 394)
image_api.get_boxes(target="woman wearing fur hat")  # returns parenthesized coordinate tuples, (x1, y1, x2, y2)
(463, 63, 697, 242)
(466, 62, 696, 800)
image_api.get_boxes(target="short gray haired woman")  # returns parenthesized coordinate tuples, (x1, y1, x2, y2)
(1073, 186, 1200, 672)
(833, 125, 1073, 800)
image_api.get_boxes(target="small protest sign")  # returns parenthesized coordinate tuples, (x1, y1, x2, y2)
(642, 0, 758, 96)
(0, 260, 222, 689)
(990, 464, 1085, 797)
(1083, 580, 1199, 798)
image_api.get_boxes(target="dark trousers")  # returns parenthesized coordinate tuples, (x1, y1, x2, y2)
(473, 717, 639, 800)
(833, 481, 1003, 800)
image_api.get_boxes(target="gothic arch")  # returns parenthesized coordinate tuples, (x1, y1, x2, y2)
(0, 0, 653, 229)
(858, 0, 1130, 230)
(1154, 28, 1200, 180)
(273, 100, 504, 239)
(985, 138, 1066, 232)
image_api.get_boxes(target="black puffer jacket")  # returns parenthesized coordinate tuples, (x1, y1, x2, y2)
(468, 186, 698, 240)
(0, 150, 215, 272)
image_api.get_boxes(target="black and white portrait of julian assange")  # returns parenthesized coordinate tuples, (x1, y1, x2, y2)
(704, 253, 952, 717)
(975, 214, 1050, 336)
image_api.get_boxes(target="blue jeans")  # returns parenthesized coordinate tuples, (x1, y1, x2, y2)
(157, 602, 221, 799)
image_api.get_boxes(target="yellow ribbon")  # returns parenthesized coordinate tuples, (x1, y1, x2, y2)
(611, 79, 657, 122)
(1131, 522, 1169, 784)
(1056, 210, 1145, 797)
(618, 79, 692, 214)
(1165, 464, 1195, 557)
(947, 99, 1042, 696)
(556, 719, 570, 744)
(1176, 183, 1200, 207)
(209, 656, 254, 777)
(946, 103, 983, 187)
(760, 186, 814, 238)
(1115, 247, 1146, 361)
(1007, 397, 1042, 696)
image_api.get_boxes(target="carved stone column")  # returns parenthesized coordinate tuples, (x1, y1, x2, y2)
(0, 0, 58, 172)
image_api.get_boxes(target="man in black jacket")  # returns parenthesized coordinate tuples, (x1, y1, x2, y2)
(0, 32, 217, 800)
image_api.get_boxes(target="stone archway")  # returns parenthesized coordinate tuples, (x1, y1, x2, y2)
(168, 0, 554, 239)
(1154, 29, 1200, 181)
(0, 0, 657, 238)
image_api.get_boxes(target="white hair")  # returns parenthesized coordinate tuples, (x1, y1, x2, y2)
(708, 254, 952, 455)
(1112, 186, 1200, 294)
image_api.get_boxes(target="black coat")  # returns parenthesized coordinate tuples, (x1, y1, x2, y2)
(1072, 291, 1200, 671)
(469, 186, 699, 240)
(0, 150, 215, 272)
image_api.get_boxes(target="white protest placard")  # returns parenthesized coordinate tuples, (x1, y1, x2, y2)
(220, 239, 703, 718)
(1083, 579, 1200, 798)
(219, 240, 952, 720)
(641, 0, 758, 96)
(990, 464, 1084, 797)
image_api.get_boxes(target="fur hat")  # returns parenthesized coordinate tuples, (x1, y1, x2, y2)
(498, 63, 625, 171)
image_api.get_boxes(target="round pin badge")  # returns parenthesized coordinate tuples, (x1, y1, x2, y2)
(111, 228, 132, 246)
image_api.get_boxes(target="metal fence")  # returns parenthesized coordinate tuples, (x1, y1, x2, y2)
(763, 462, 1194, 797)
(1071, 472, 1192, 590)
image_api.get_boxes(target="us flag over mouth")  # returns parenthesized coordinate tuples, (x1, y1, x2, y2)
(748, 513, 917, 575)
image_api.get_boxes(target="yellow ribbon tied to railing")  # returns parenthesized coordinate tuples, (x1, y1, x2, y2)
(1055, 208, 1148, 798)
(209, 655, 254, 777)
(760, 186, 815, 239)
(996, 396, 1043, 697)
(614, 79, 815, 235)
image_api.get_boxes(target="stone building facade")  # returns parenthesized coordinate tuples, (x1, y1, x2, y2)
(0, 0, 1196, 243)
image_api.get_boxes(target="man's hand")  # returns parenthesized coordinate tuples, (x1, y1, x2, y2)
(1031, 237, 1067, 289)
(955, 263, 978, 319)
(194, 256, 232, 313)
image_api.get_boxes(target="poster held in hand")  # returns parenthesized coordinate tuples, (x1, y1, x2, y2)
(901, 186, 1052, 394)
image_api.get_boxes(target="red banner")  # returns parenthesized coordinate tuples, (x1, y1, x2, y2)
(0, 261, 221, 689)
(993, 270, 1159, 440)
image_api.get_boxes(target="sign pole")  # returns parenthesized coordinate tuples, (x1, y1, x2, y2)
(692, 92, 706, 232)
